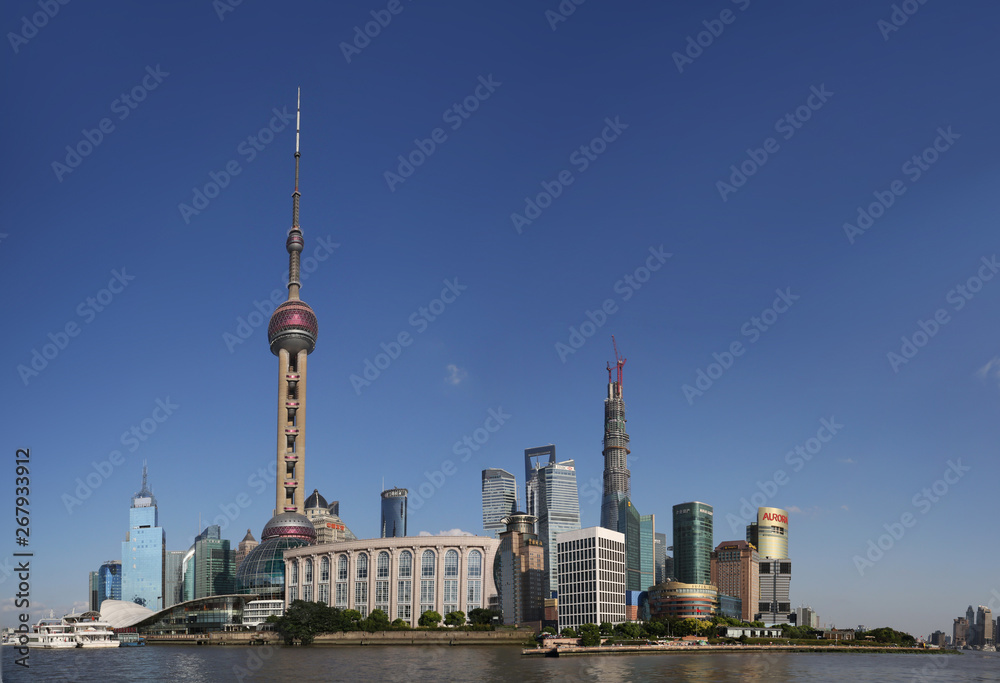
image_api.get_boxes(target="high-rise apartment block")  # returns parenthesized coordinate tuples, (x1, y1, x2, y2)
(494, 512, 545, 626)
(556, 526, 626, 633)
(481, 469, 516, 538)
(672, 501, 713, 586)
(121, 466, 165, 610)
(710, 540, 759, 623)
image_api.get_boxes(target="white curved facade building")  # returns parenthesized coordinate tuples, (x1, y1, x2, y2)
(284, 536, 499, 626)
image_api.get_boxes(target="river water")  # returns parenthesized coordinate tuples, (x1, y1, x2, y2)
(3, 645, 999, 682)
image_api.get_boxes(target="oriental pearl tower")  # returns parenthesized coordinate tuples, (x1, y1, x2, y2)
(236, 90, 318, 600)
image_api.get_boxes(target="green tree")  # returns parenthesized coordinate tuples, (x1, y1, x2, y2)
(468, 608, 501, 626)
(390, 618, 410, 630)
(340, 609, 363, 631)
(599, 621, 614, 636)
(272, 600, 327, 645)
(614, 621, 646, 639)
(542, 626, 557, 635)
(419, 610, 443, 628)
(444, 611, 466, 627)
(579, 623, 601, 646)
(362, 608, 390, 632)
(561, 627, 577, 638)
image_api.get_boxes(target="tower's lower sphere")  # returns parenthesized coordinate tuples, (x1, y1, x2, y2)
(235, 512, 316, 600)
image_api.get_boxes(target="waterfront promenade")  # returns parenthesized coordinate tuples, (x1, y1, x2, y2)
(524, 642, 954, 657)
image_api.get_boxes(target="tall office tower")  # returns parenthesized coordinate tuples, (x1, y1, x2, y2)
(481, 469, 516, 538)
(600, 339, 631, 532)
(121, 466, 166, 609)
(381, 487, 408, 538)
(88, 572, 99, 611)
(524, 447, 581, 598)
(524, 445, 554, 526)
(978, 606, 994, 646)
(711, 540, 759, 623)
(618, 498, 641, 591)
(98, 560, 122, 606)
(654, 532, 668, 584)
(966, 605, 978, 646)
(494, 512, 545, 625)
(757, 559, 792, 625)
(164, 551, 185, 608)
(672, 502, 714, 585)
(556, 526, 626, 633)
(233, 529, 258, 573)
(190, 525, 235, 599)
(236, 92, 319, 600)
(640, 514, 655, 591)
(953, 617, 969, 647)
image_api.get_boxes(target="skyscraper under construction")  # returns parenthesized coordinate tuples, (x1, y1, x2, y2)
(600, 338, 631, 532)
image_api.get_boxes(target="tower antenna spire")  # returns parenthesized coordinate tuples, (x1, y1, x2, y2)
(286, 87, 304, 299)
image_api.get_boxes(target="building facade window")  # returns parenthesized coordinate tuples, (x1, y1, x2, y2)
(320, 557, 330, 582)
(421, 550, 435, 578)
(303, 584, 312, 602)
(356, 553, 369, 580)
(467, 580, 481, 610)
(445, 549, 459, 577)
(289, 562, 298, 585)
(377, 551, 390, 579)
(420, 580, 435, 614)
(305, 559, 313, 584)
(318, 583, 330, 605)
(338, 555, 348, 581)
(397, 579, 412, 620)
(335, 582, 348, 606)
(376, 580, 390, 608)
(444, 580, 458, 616)
(398, 550, 412, 579)
(468, 550, 482, 578)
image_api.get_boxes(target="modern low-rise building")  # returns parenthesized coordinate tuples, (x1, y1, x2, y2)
(648, 581, 719, 620)
(283, 535, 499, 627)
(710, 540, 758, 623)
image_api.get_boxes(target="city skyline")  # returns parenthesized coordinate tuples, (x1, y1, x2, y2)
(4, 0, 1000, 641)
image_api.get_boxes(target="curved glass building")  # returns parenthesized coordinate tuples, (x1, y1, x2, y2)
(236, 513, 315, 601)
(380, 488, 408, 538)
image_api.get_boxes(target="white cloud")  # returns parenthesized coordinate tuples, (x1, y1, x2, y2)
(786, 505, 802, 514)
(445, 364, 467, 386)
(841, 505, 850, 512)
(419, 528, 476, 537)
(976, 357, 1000, 387)
(838, 458, 856, 464)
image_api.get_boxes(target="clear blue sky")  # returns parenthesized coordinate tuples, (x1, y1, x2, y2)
(3, 0, 998, 638)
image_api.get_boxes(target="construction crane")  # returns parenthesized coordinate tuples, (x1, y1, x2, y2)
(607, 335, 626, 395)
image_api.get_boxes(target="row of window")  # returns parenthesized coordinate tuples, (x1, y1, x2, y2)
(289, 549, 483, 585)
(289, 579, 483, 620)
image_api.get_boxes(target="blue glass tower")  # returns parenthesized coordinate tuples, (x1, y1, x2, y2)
(97, 560, 122, 607)
(121, 466, 165, 609)
(481, 469, 516, 538)
(525, 447, 581, 598)
(381, 487, 408, 538)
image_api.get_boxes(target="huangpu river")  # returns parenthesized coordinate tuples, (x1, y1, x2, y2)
(4, 645, 998, 682)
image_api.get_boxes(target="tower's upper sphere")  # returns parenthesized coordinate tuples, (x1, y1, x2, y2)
(268, 300, 318, 356)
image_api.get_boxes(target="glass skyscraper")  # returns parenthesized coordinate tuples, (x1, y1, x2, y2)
(381, 487, 408, 538)
(164, 551, 186, 608)
(97, 560, 122, 607)
(525, 447, 581, 597)
(640, 513, 655, 591)
(121, 466, 166, 609)
(481, 469, 517, 538)
(672, 501, 713, 586)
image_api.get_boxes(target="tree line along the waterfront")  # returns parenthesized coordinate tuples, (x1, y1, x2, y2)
(268, 600, 504, 645)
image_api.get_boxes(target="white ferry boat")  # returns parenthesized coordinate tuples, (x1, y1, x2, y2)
(64, 612, 118, 648)
(24, 618, 77, 649)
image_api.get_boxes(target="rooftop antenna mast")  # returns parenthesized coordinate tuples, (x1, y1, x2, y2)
(607, 335, 626, 396)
